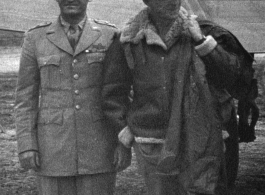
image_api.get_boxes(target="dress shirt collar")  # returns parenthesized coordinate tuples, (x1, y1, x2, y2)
(60, 15, 87, 33)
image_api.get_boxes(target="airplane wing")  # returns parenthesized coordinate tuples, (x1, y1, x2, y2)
(0, 0, 264, 52)
(0, 0, 58, 32)
(0, 0, 144, 32)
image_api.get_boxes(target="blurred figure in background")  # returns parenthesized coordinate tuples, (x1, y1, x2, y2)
(238, 78, 259, 143)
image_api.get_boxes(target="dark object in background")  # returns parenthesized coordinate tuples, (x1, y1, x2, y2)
(238, 78, 259, 143)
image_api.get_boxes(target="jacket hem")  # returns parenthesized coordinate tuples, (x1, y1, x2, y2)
(135, 136, 165, 144)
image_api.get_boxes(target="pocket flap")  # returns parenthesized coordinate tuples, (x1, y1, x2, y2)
(38, 109, 63, 125)
(38, 55, 60, 67)
(86, 53, 106, 64)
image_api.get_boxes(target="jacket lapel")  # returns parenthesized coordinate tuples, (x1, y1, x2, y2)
(74, 19, 102, 56)
(46, 18, 74, 55)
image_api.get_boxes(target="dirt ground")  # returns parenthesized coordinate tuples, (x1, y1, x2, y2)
(1, 51, 265, 195)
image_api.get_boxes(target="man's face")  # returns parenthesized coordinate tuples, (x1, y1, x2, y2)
(56, 0, 89, 17)
(145, 0, 181, 19)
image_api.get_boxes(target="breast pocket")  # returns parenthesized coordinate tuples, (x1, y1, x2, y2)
(86, 52, 106, 65)
(86, 52, 106, 85)
(38, 55, 61, 89)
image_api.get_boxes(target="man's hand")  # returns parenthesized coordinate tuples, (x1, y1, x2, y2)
(113, 143, 132, 172)
(180, 12, 204, 42)
(19, 151, 40, 171)
(222, 130, 230, 140)
(118, 126, 134, 148)
(222, 131, 230, 152)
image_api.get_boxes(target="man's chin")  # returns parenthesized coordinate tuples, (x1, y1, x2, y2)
(159, 11, 179, 20)
(160, 14, 178, 20)
(62, 6, 81, 14)
(63, 9, 80, 16)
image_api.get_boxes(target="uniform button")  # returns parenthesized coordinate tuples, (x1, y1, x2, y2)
(72, 59, 77, 67)
(73, 74, 79, 80)
(75, 105, 81, 110)
(85, 49, 91, 53)
(92, 27, 99, 30)
(74, 90, 79, 95)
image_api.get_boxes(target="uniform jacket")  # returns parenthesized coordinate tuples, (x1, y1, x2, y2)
(15, 17, 129, 176)
(103, 7, 254, 194)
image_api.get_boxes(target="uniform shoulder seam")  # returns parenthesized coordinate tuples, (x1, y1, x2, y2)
(28, 22, 52, 32)
(93, 19, 117, 29)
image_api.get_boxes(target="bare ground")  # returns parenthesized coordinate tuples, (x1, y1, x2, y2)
(1, 53, 265, 195)
(1, 121, 265, 195)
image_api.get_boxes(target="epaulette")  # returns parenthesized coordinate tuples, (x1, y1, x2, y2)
(28, 21, 52, 32)
(93, 19, 117, 29)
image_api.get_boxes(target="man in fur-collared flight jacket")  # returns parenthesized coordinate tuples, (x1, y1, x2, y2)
(102, 0, 254, 194)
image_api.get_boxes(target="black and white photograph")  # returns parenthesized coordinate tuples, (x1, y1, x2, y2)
(0, 0, 265, 194)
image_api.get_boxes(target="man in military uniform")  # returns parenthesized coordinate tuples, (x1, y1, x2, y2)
(15, 0, 131, 194)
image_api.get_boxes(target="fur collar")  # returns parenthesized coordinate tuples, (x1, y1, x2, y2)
(120, 7, 190, 50)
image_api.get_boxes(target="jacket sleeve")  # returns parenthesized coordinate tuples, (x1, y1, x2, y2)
(15, 31, 40, 154)
(101, 33, 132, 133)
(195, 25, 254, 98)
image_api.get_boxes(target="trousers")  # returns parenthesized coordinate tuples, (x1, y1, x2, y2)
(134, 142, 229, 195)
(133, 142, 186, 195)
(37, 173, 116, 195)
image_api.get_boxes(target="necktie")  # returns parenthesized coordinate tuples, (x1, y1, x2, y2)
(67, 25, 79, 49)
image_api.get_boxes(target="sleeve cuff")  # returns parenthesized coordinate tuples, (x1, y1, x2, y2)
(195, 35, 217, 56)
(17, 134, 38, 154)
